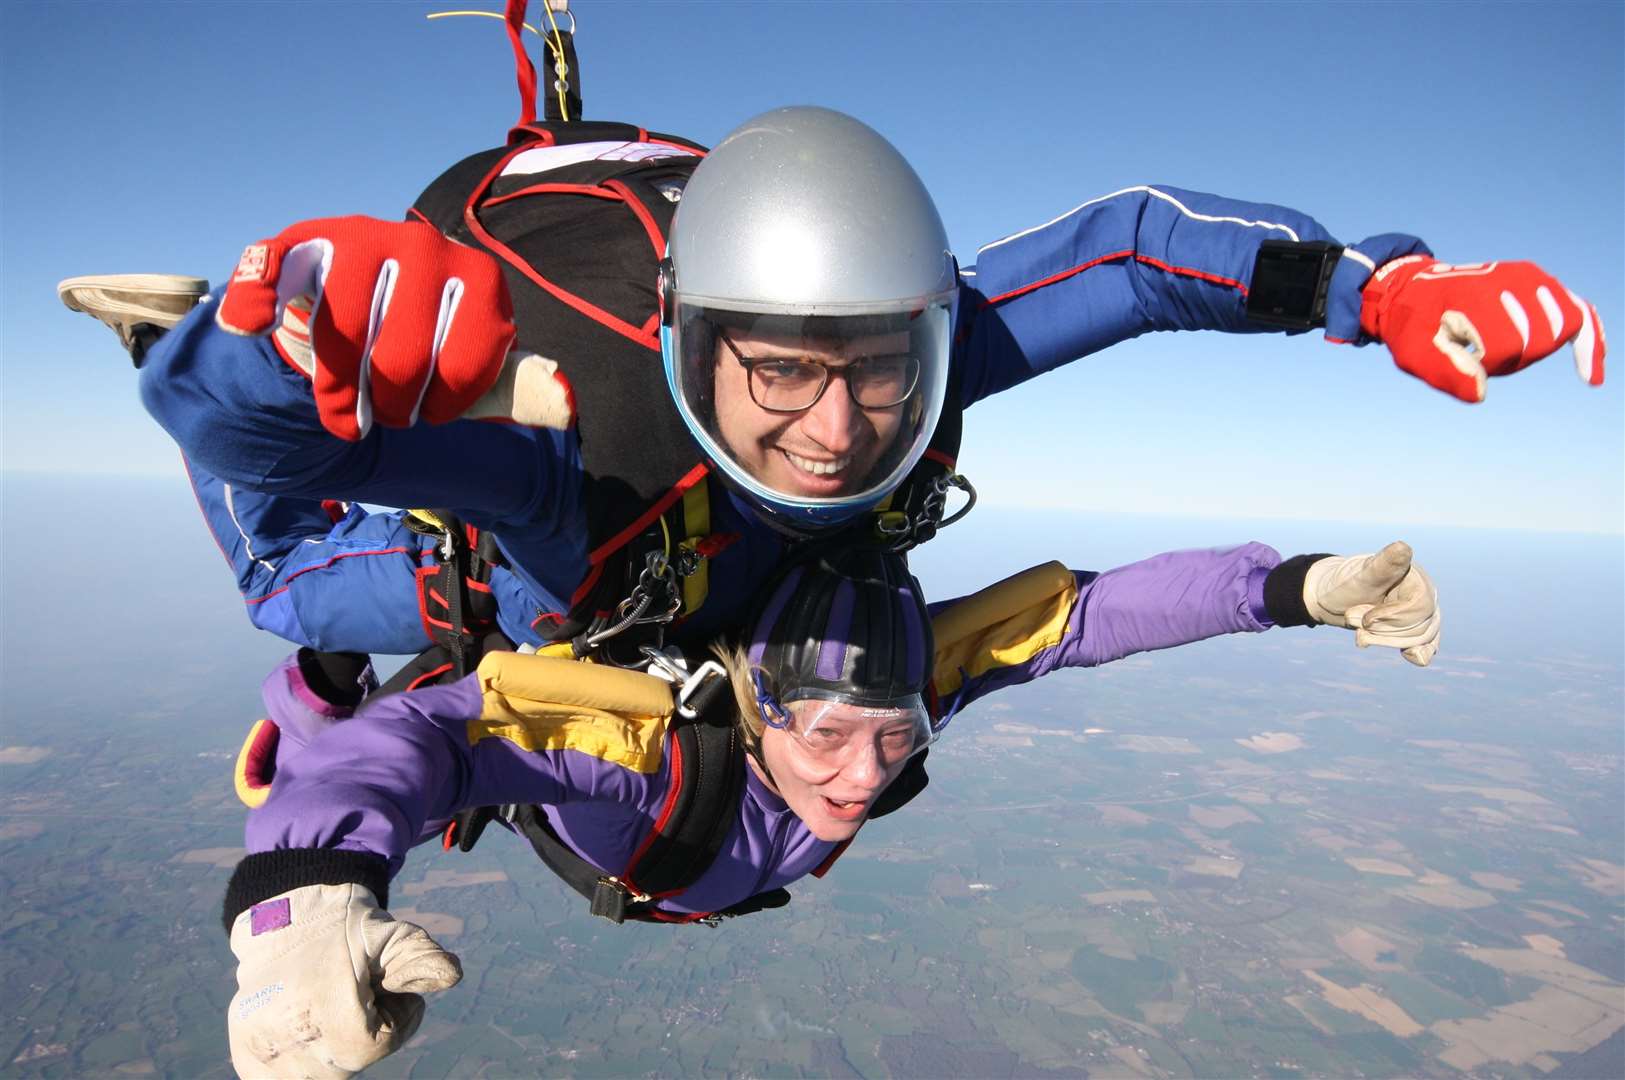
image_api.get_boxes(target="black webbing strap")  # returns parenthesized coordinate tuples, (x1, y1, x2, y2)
(492, 686, 753, 924)
(453, 700, 926, 923)
(539, 28, 582, 123)
(620, 682, 745, 895)
(507, 804, 791, 924)
(375, 512, 515, 699)
(441, 531, 469, 678)
(506, 803, 615, 906)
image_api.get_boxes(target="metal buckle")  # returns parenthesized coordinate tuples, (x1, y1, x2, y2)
(639, 645, 689, 685)
(676, 660, 727, 719)
(590, 875, 652, 923)
(597, 875, 651, 903)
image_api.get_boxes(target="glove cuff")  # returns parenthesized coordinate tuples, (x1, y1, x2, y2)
(1263, 554, 1333, 627)
(222, 848, 390, 935)
(295, 647, 375, 708)
(1324, 235, 1432, 344)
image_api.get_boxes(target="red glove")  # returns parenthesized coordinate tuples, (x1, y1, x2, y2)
(217, 217, 517, 440)
(1360, 256, 1605, 403)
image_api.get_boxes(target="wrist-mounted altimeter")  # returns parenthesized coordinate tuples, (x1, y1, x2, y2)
(1245, 240, 1345, 330)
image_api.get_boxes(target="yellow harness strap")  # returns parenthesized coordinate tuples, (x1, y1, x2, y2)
(930, 561, 1078, 699)
(470, 652, 675, 774)
(678, 482, 710, 616)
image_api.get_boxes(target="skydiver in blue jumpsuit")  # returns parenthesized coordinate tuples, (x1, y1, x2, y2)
(71, 107, 1604, 661)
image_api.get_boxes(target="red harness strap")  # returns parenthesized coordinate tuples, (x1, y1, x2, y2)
(504, 0, 538, 129)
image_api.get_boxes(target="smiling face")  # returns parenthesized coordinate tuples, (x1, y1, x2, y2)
(752, 699, 924, 842)
(711, 330, 910, 500)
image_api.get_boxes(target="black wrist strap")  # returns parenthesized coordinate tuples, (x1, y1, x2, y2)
(222, 849, 391, 935)
(1263, 554, 1334, 627)
(296, 648, 372, 708)
(1245, 241, 1344, 330)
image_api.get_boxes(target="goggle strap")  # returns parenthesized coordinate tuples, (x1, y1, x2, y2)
(751, 670, 791, 730)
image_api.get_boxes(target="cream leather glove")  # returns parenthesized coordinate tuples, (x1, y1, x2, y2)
(1302, 541, 1439, 667)
(228, 883, 461, 1079)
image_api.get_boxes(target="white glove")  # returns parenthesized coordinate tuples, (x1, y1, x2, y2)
(1302, 541, 1439, 667)
(228, 883, 461, 1079)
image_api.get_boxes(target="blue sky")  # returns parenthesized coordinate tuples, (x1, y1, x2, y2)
(3, 0, 1621, 533)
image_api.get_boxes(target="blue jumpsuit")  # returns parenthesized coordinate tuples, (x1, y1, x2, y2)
(141, 184, 1426, 654)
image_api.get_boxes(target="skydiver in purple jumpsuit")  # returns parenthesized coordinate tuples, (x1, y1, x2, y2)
(221, 537, 1440, 1078)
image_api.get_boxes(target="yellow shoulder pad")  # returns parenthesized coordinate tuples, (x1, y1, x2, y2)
(471, 652, 676, 774)
(931, 561, 1078, 698)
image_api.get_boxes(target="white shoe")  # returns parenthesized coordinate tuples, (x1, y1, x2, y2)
(58, 273, 209, 364)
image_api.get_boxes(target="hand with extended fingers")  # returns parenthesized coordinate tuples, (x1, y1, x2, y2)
(217, 216, 572, 440)
(1361, 256, 1605, 403)
(1303, 541, 1439, 667)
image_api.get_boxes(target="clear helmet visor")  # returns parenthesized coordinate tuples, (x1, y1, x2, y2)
(769, 693, 933, 770)
(665, 298, 952, 528)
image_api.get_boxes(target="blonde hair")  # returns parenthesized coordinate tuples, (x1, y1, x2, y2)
(712, 640, 767, 761)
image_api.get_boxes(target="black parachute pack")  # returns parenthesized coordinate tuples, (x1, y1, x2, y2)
(404, 114, 970, 659)
(409, 117, 717, 661)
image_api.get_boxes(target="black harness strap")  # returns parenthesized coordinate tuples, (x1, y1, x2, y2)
(539, 27, 581, 124)
(441, 525, 469, 678)
(455, 696, 931, 924)
(497, 684, 777, 924)
(377, 511, 510, 697)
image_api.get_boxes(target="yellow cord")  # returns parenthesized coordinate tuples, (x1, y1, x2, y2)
(425, 7, 570, 121)
(540, 2, 571, 122)
(425, 11, 540, 35)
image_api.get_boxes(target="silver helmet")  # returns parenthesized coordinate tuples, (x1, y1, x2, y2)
(661, 107, 957, 533)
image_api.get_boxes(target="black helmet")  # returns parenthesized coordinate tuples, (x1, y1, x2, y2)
(746, 547, 933, 722)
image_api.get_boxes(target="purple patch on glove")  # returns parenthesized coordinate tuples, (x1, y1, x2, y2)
(250, 897, 292, 936)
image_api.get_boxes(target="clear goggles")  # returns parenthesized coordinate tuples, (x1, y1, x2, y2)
(757, 689, 932, 770)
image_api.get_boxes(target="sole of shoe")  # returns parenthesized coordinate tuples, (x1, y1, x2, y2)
(57, 274, 210, 329)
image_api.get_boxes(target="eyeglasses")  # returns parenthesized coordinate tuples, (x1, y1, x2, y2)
(719, 331, 921, 413)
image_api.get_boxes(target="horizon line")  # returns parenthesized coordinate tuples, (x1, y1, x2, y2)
(6, 467, 1622, 540)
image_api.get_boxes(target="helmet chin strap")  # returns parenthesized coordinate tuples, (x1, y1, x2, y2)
(743, 743, 782, 796)
(706, 456, 878, 540)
